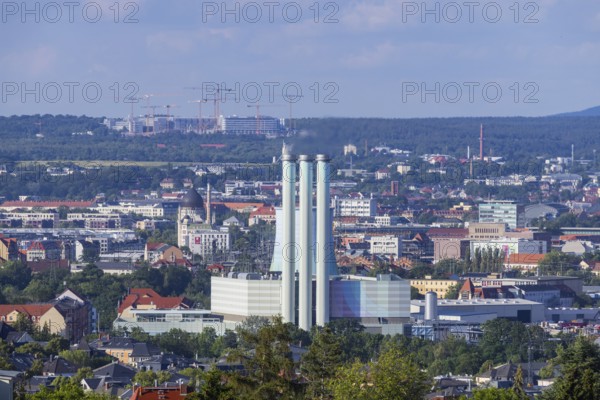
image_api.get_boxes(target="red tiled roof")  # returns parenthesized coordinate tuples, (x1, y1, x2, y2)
(250, 205, 275, 217)
(117, 288, 192, 314)
(215, 202, 264, 212)
(507, 253, 545, 264)
(459, 278, 475, 297)
(0, 200, 94, 208)
(0, 304, 53, 318)
(145, 242, 167, 251)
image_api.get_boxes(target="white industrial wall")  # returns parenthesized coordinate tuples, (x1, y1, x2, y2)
(211, 277, 281, 318)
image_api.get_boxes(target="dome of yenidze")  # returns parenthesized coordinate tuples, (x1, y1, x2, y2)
(180, 189, 204, 209)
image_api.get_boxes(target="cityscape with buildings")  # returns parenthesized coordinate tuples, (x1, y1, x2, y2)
(2, 122, 600, 398)
(3, 0, 600, 398)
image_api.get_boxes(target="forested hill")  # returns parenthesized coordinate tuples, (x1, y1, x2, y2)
(292, 117, 600, 159)
(1, 114, 600, 162)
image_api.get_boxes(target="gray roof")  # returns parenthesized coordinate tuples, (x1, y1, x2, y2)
(43, 357, 78, 375)
(93, 363, 137, 386)
(181, 189, 204, 209)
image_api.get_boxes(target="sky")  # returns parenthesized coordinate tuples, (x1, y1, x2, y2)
(1, 0, 599, 118)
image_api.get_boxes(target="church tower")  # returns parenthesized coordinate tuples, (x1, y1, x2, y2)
(177, 188, 206, 247)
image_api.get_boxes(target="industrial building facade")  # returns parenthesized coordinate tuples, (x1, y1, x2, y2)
(478, 201, 525, 229)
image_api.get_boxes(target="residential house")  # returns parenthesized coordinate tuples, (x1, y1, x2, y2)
(0, 235, 19, 263)
(96, 337, 160, 367)
(25, 240, 65, 262)
(43, 357, 79, 377)
(222, 216, 243, 228)
(562, 240, 596, 255)
(375, 168, 390, 180)
(248, 205, 276, 226)
(92, 362, 137, 387)
(411, 277, 461, 298)
(117, 288, 193, 320)
(0, 289, 95, 342)
(144, 243, 184, 264)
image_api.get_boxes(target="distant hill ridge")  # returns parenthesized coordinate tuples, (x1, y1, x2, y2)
(551, 105, 600, 117)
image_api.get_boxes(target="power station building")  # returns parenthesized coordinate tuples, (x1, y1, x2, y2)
(209, 145, 412, 333)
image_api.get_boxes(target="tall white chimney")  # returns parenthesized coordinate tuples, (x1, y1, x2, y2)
(206, 182, 212, 225)
(298, 154, 314, 331)
(281, 146, 296, 324)
(315, 154, 331, 326)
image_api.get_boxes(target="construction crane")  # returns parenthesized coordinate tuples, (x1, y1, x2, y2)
(126, 96, 146, 134)
(189, 99, 208, 134)
(247, 103, 285, 135)
(281, 93, 303, 133)
(142, 94, 155, 128)
(163, 104, 180, 133)
(142, 105, 160, 134)
(140, 93, 181, 132)
(186, 85, 233, 132)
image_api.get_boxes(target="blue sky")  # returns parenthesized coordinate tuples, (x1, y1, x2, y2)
(1, 0, 599, 118)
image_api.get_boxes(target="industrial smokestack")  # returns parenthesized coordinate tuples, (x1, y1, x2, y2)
(206, 183, 212, 225)
(281, 145, 297, 324)
(298, 155, 314, 331)
(315, 154, 331, 326)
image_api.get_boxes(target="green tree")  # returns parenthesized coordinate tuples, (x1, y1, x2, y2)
(58, 350, 92, 368)
(301, 326, 344, 399)
(540, 336, 600, 400)
(26, 378, 113, 399)
(71, 367, 94, 384)
(45, 337, 70, 355)
(13, 313, 35, 334)
(229, 316, 298, 399)
(511, 365, 527, 399)
(193, 368, 235, 400)
(325, 319, 373, 363)
(410, 286, 424, 300)
(15, 342, 45, 358)
(156, 329, 195, 358)
(328, 343, 429, 400)
(479, 319, 529, 364)
(472, 387, 520, 400)
(196, 327, 219, 358)
(538, 251, 581, 276)
(0, 261, 32, 290)
(132, 370, 172, 386)
(445, 282, 462, 299)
